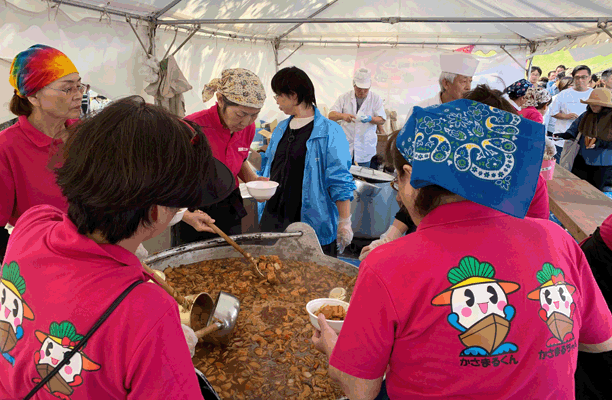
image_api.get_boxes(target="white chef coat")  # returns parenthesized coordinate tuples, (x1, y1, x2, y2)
(402, 93, 443, 127)
(331, 90, 386, 163)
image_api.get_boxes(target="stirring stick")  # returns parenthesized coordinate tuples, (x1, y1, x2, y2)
(205, 221, 265, 278)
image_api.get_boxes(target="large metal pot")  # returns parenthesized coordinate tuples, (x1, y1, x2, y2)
(144, 222, 358, 277)
(145, 222, 356, 400)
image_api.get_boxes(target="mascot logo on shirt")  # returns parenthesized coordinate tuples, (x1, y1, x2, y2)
(431, 256, 520, 357)
(32, 321, 101, 400)
(0, 261, 35, 366)
(527, 263, 576, 347)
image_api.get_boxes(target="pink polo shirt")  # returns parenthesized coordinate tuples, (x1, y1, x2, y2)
(185, 104, 255, 187)
(331, 201, 612, 399)
(526, 173, 549, 220)
(0, 116, 76, 227)
(0, 205, 202, 400)
(518, 106, 544, 124)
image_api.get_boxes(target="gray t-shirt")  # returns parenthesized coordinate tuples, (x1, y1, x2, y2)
(356, 96, 365, 112)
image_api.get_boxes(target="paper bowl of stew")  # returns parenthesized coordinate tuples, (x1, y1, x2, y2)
(306, 298, 349, 334)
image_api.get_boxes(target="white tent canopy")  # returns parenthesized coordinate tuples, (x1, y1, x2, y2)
(1, 0, 611, 122)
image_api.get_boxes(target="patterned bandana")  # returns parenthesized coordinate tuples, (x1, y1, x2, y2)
(523, 87, 552, 108)
(504, 79, 532, 98)
(396, 99, 545, 218)
(202, 68, 266, 108)
(9, 44, 78, 98)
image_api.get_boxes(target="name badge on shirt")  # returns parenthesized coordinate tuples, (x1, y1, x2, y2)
(238, 147, 249, 152)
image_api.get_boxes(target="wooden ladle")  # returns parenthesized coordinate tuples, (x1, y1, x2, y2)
(141, 261, 192, 310)
(205, 221, 265, 278)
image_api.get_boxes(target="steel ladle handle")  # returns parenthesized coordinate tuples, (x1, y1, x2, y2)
(195, 321, 224, 339)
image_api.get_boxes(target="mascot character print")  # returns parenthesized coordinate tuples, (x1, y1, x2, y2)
(432, 256, 521, 357)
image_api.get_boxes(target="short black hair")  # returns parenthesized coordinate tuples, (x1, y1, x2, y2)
(271, 67, 317, 108)
(572, 65, 592, 77)
(530, 66, 542, 76)
(56, 96, 215, 244)
(548, 71, 556, 78)
(591, 74, 599, 83)
(556, 65, 566, 70)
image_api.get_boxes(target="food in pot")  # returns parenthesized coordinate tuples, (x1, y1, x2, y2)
(164, 255, 357, 399)
(314, 305, 347, 321)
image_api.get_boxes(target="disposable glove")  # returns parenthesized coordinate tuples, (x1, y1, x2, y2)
(135, 243, 149, 260)
(182, 324, 198, 358)
(359, 224, 403, 261)
(360, 115, 373, 123)
(337, 217, 354, 254)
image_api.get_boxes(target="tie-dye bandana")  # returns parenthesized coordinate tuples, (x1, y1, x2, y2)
(396, 99, 545, 218)
(9, 44, 78, 98)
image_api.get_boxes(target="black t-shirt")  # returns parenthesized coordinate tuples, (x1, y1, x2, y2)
(260, 121, 314, 232)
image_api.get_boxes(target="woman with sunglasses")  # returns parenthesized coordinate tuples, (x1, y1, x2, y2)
(0, 45, 84, 260)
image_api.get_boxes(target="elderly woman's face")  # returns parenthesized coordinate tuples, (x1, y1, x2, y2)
(29, 73, 83, 120)
(218, 97, 261, 133)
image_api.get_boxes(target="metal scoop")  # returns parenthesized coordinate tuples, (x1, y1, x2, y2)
(193, 291, 240, 345)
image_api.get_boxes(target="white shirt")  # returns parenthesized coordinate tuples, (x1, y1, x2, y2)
(502, 93, 522, 112)
(549, 87, 593, 146)
(402, 93, 443, 127)
(331, 90, 386, 163)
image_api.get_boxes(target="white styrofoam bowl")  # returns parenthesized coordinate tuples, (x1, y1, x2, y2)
(306, 298, 350, 334)
(169, 208, 188, 226)
(245, 180, 279, 201)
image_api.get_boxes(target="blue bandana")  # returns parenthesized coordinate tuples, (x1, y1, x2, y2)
(396, 99, 545, 218)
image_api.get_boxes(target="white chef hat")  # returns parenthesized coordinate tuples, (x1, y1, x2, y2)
(440, 53, 480, 77)
(353, 68, 372, 89)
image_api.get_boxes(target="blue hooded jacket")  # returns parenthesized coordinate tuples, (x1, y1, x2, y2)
(258, 108, 356, 246)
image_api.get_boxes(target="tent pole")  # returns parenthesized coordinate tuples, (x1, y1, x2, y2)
(49, 0, 148, 21)
(278, 0, 339, 40)
(152, 0, 183, 19)
(157, 16, 608, 26)
(170, 25, 201, 57)
(282, 39, 526, 47)
(500, 46, 527, 72)
(526, 57, 533, 79)
(598, 21, 612, 39)
(278, 44, 304, 66)
(273, 39, 280, 72)
(126, 17, 151, 56)
(148, 21, 157, 57)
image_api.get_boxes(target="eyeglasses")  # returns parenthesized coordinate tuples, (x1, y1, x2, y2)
(390, 177, 399, 191)
(574, 75, 590, 81)
(46, 85, 87, 96)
